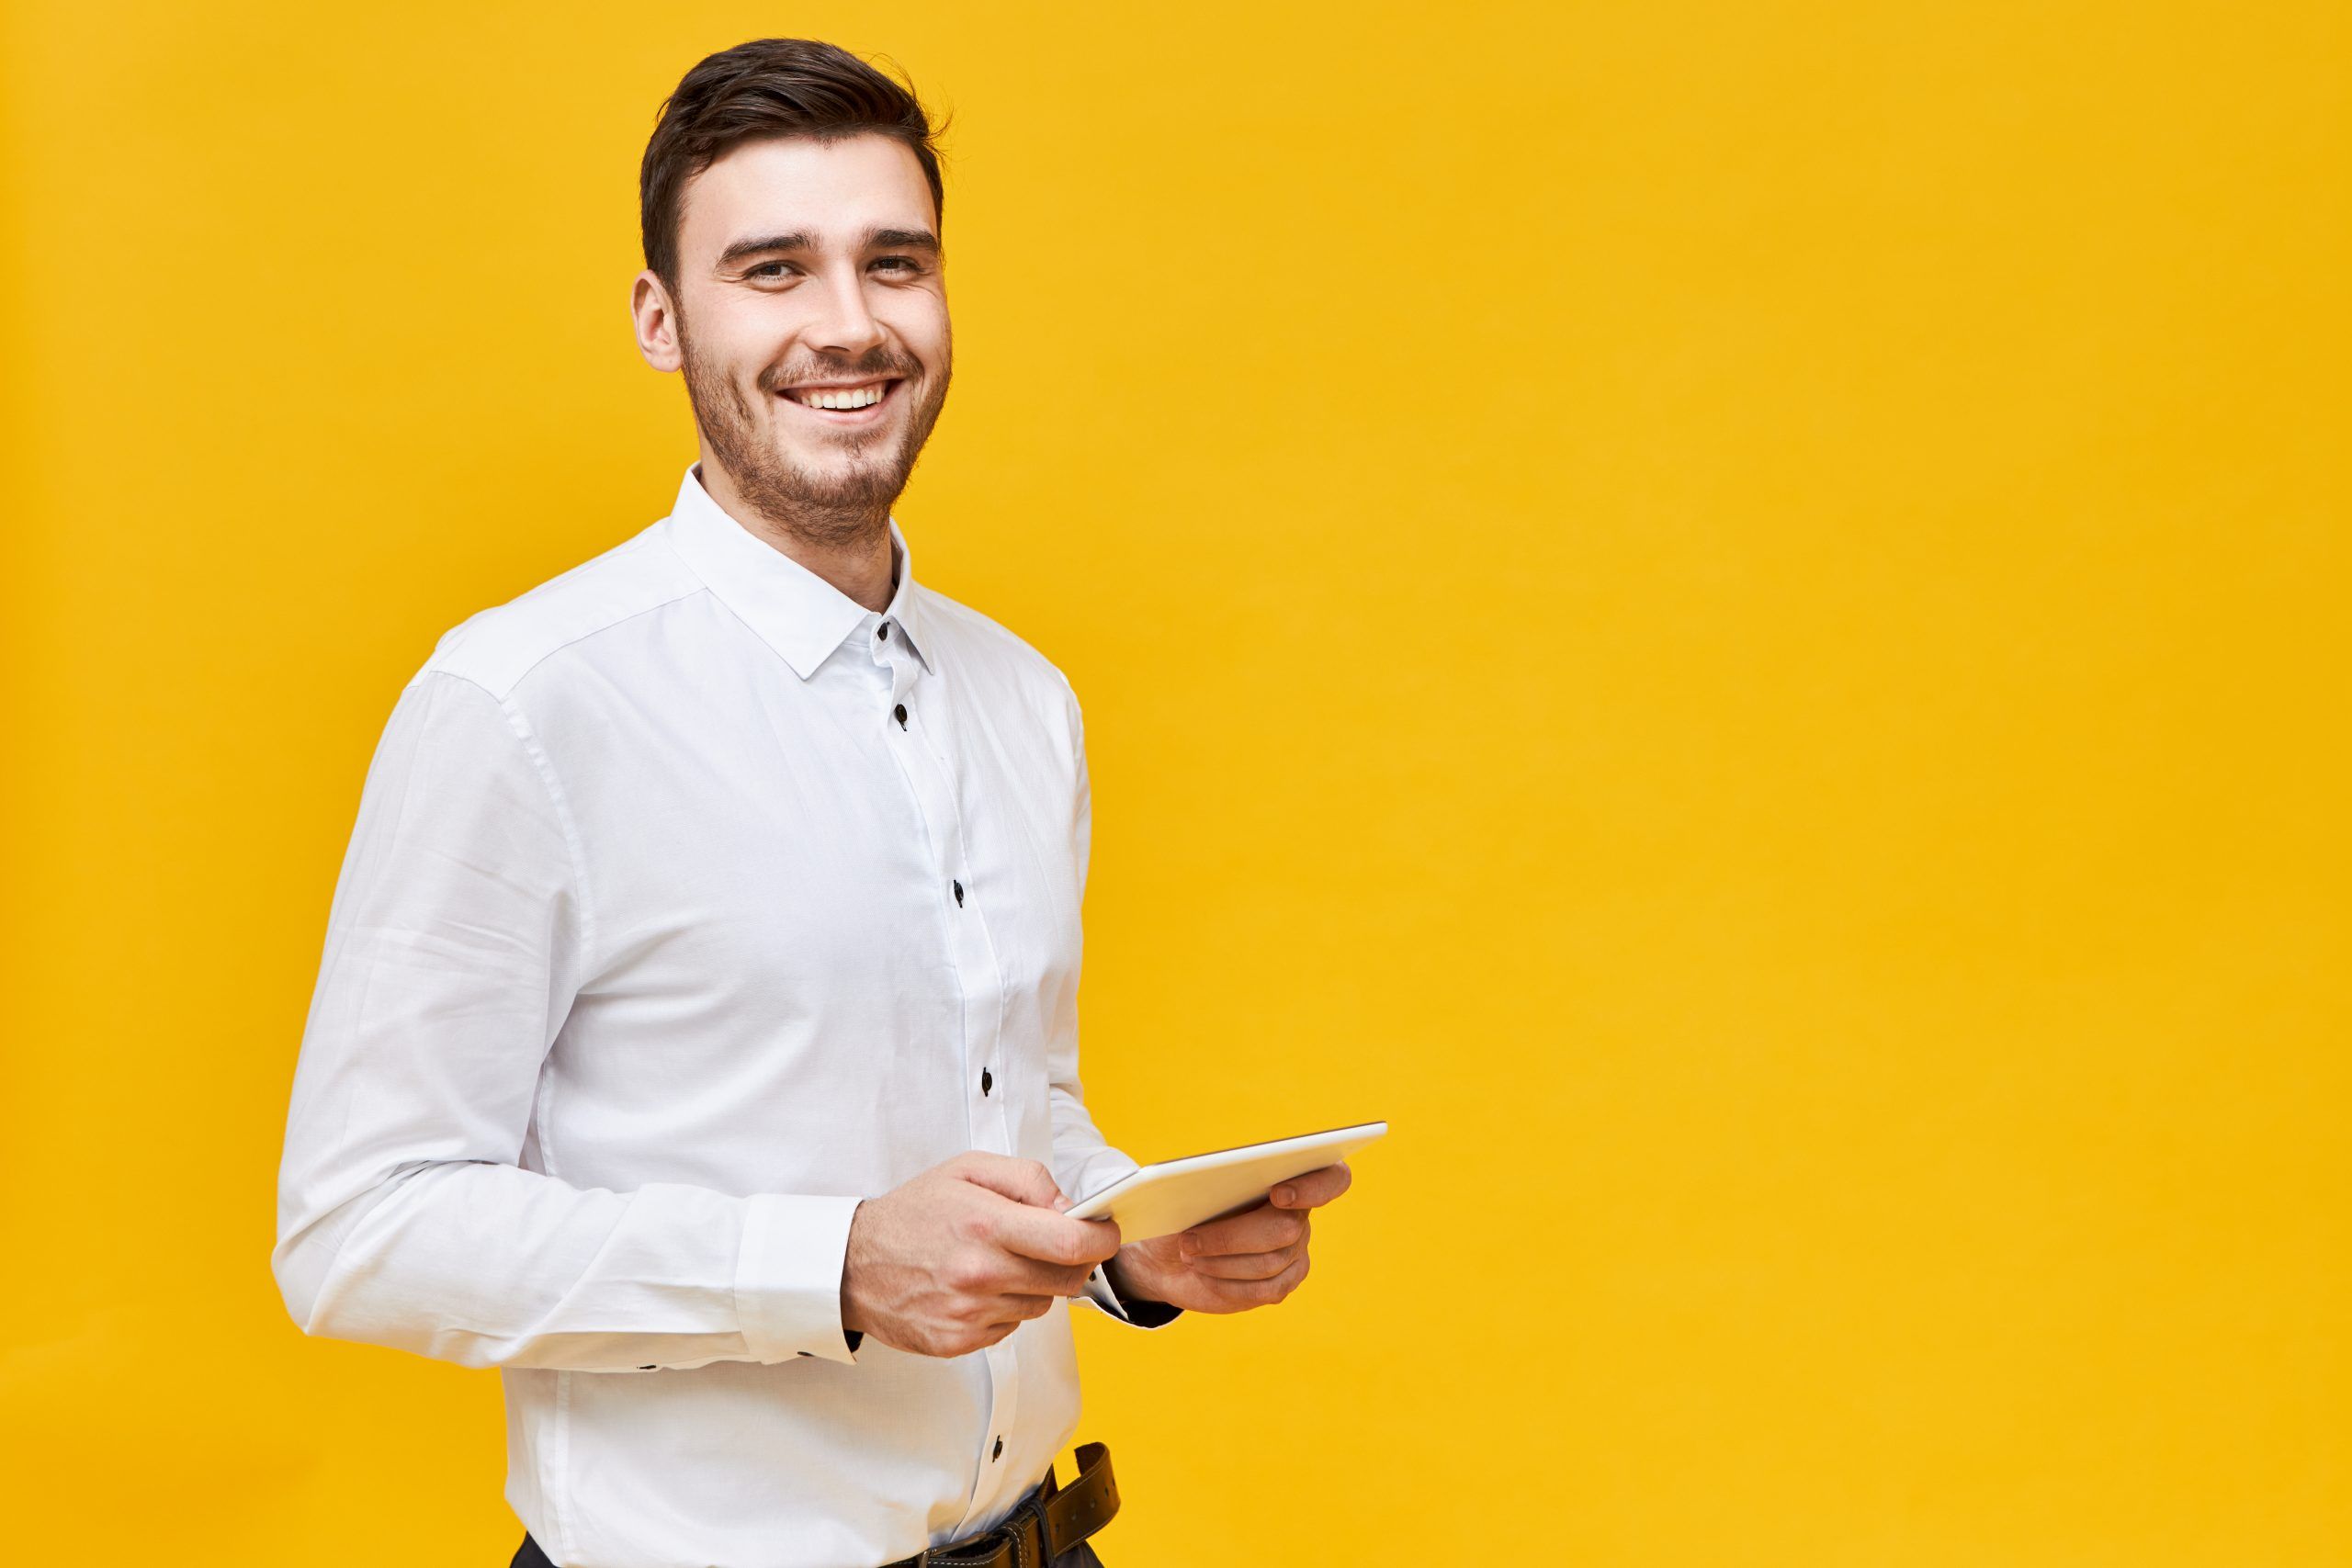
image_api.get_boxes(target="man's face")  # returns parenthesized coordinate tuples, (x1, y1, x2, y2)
(642, 133, 951, 543)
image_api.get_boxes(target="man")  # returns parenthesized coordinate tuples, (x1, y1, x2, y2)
(269, 36, 1354, 1568)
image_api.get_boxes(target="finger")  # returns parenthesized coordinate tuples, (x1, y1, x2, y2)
(1181, 1204, 1306, 1258)
(1190, 1247, 1298, 1281)
(1180, 1203, 1305, 1258)
(969, 1318, 1023, 1352)
(1233, 1250, 1309, 1305)
(992, 1201, 1124, 1269)
(1270, 1162, 1351, 1209)
(958, 1153, 1066, 1211)
(996, 1253, 1103, 1299)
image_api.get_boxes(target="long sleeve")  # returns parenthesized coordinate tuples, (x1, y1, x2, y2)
(271, 666, 864, 1371)
(1048, 675, 1183, 1330)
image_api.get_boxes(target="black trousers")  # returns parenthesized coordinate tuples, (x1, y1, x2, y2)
(508, 1480, 1109, 1568)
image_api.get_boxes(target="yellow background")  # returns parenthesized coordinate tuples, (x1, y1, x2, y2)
(3, 2, 2345, 1562)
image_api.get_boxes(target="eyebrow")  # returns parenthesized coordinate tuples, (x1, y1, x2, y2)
(716, 226, 942, 269)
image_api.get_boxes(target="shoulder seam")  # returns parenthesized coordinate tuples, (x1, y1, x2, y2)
(431, 578, 710, 699)
(410, 667, 601, 985)
(505, 581, 708, 694)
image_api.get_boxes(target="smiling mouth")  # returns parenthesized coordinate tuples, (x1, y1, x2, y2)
(776, 378, 902, 419)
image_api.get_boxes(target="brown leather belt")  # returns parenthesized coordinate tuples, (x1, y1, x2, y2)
(885, 1441, 1119, 1568)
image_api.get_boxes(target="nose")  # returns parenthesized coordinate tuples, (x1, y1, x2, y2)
(807, 262, 887, 359)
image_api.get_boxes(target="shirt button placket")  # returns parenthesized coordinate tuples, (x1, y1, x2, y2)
(876, 626, 1023, 1523)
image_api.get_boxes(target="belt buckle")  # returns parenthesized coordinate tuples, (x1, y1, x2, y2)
(917, 1477, 1053, 1568)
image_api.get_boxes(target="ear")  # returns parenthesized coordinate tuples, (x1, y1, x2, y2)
(630, 269, 684, 373)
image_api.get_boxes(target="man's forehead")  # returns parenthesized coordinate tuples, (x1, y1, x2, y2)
(683, 134, 936, 260)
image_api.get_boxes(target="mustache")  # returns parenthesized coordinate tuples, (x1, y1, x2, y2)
(764, 357, 921, 390)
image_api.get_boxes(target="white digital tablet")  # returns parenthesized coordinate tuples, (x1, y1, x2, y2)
(1064, 1120, 1386, 1243)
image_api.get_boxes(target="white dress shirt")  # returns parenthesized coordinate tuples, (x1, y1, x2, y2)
(272, 461, 1179, 1568)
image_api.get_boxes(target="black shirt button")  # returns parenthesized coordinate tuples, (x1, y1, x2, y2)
(953, 879, 964, 905)
(981, 1067, 992, 1095)
(879, 622, 890, 640)
(992, 1436, 1004, 1461)
(892, 702, 908, 728)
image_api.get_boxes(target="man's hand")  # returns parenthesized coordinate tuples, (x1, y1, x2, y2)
(841, 1151, 1124, 1358)
(1101, 1161, 1353, 1314)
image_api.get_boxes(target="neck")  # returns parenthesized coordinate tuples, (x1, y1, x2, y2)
(696, 459, 898, 612)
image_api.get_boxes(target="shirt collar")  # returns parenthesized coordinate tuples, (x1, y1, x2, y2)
(660, 461, 934, 681)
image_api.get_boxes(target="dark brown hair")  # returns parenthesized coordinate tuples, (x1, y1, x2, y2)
(639, 39, 949, 296)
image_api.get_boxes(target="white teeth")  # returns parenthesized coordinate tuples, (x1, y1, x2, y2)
(789, 383, 887, 410)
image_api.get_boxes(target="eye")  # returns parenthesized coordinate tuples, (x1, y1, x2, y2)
(748, 262, 796, 280)
(873, 255, 926, 275)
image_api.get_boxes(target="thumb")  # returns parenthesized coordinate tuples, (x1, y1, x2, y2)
(959, 1153, 1067, 1211)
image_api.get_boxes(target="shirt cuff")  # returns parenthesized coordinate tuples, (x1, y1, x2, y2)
(1080, 1258, 1185, 1329)
(736, 1193, 866, 1364)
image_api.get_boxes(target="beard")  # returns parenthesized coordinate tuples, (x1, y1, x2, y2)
(679, 310, 952, 552)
